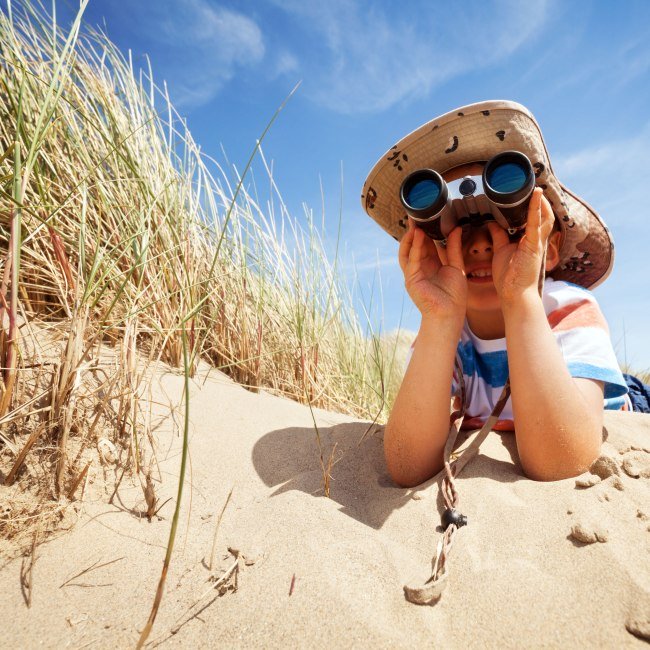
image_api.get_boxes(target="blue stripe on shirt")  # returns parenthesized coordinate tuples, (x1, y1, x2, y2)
(458, 341, 509, 388)
(566, 361, 628, 399)
(604, 395, 627, 410)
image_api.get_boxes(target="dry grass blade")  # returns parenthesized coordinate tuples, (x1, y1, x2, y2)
(136, 326, 191, 649)
(20, 526, 40, 608)
(0, 0, 415, 635)
(170, 555, 240, 636)
(4, 422, 45, 486)
(67, 460, 91, 500)
(59, 556, 125, 588)
(52, 306, 88, 495)
(207, 486, 234, 571)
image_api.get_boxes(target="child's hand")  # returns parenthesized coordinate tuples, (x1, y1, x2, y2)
(398, 219, 467, 321)
(487, 188, 555, 305)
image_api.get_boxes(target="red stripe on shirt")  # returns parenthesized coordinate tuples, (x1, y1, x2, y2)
(461, 416, 515, 431)
(547, 299, 609, 333)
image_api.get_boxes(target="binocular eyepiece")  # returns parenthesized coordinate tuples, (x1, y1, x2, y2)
(399, 151, 536, 244)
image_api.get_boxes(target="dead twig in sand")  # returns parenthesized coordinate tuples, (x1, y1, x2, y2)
(169, 555, 240, 636)
(108, 462, 129, 506)
(303, 389, 340, 497)
(20, 526, 40, 607)
(67, 460, 92, 500)
(4, 422, 46, 486)
(151, 498, 172, 519)
(59, 556, 125, 588)
(323, 442, 339, 497)
(142, 469, 157, 522)
(207, 486, 233, 570)
(136, 326, 192, 649)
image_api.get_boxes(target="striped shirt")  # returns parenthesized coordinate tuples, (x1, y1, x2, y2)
(407, 278, 630, 431)
(407, 278, 632, 431)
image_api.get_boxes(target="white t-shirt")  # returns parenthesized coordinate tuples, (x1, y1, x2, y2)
(406, 279, 630, 431)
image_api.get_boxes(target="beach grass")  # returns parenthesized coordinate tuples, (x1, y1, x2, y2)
(0, 0, 409, 569)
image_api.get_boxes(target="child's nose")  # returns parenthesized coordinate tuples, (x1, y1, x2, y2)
(464, 225, 493, 255)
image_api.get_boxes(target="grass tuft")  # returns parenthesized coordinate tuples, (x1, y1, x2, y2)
(0, 0, 411, 638)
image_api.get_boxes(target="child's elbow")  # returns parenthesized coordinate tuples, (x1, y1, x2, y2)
(386, 465, 430, 489)
(521, 439, 602, 482)
(384, 448, 428, 488)
(383, 424, 444, 488)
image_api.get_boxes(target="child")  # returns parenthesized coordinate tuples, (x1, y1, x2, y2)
(361, 100, 629, 487)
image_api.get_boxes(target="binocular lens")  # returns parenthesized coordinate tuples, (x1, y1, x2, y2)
(404, 177, 441, 209)
(486, 161, 528, 194)
(398, 151, 535, 241)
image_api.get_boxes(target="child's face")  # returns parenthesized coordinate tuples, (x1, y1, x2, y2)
(441, 162, 502, 315)
(439, 162, 562, 335)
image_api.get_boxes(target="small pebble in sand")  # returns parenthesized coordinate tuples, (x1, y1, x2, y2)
(570, 522, 609, 544)
(622, 459, 641, 478)
(589, 454, 621, 479)
(638, 510, 648, 521)
(97, 438, 118, 465)
(626, 617, 650, 641)
(604, 475, 625, 491)
(626, 598, 650, 641)
(575, 474, 601, 488)
(621, 451, 650, 478)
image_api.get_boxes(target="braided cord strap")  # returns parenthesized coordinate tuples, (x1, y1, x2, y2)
(403, 380, 511, 606)
(404, 244, 548, 606)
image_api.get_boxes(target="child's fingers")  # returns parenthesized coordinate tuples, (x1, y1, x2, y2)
(444, 226, 466, 273)
(539, 194, 555, 241)
(523, 188, 543, 249)
(398, 225, 416, 273)
(486, 222, 509, 251)
(410, 227, 442, 274)
(409, 226, 425, 264)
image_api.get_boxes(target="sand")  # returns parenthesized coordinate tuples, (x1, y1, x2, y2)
(1, 362, 649, 648)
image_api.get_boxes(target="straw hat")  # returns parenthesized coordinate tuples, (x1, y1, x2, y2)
(361, 100, 614, 289)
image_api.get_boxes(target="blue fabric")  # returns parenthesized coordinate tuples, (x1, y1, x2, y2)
(566, 362, 629, 399)
(604, 395, 628, 410)
(457, 341, 509, 388)
(623, 373, 650, 413)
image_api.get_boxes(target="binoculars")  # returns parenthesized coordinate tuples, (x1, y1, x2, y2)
(399, 151, 536, 244)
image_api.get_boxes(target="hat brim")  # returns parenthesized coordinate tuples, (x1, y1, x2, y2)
(361, 100, 614, 289)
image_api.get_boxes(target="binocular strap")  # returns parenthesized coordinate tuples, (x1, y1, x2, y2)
(403, 244, 548, 606)
(402, 378, 511, 606)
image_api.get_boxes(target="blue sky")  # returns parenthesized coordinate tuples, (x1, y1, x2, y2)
(52, 0, 650, 370)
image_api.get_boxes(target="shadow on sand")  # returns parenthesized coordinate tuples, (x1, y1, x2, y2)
(252, 422, 526, 531)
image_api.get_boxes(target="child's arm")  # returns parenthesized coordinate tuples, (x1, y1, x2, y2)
(385, 314, 462, 487)
(488, 189, 603, 480)
(502, 294, 603, 480)
(384, 222, 466, 487)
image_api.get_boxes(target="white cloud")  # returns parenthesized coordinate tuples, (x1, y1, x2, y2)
(121, 0, 265, 108)
(555, 124, 650, 369)
(98, 0, 554, 113)
(269, 50, 299, 80)
(268, 0, 551, 113)
(553, 122, 650, 225)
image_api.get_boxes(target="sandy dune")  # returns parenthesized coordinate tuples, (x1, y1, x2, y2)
(2, 363, 649, 648)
